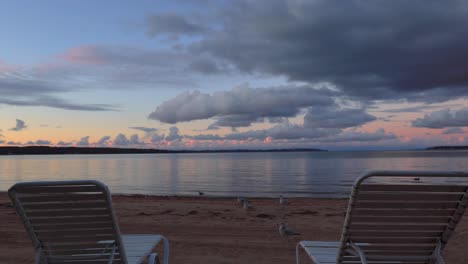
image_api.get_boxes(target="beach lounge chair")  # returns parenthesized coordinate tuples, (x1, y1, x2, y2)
(296, 170, 468, 264)
(8, 180, 169, 264)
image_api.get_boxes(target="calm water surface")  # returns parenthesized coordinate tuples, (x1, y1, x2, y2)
(1, 151, 468, 197)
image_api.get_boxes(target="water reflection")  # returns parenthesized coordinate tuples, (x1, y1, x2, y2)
(0, 151, 468, 197)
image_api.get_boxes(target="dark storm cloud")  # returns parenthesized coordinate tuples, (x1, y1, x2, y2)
(412, 108, 468, 128)
(304, 107, 376, 129)
(145, 13, 206, 37)
(190, 0, 468, 101)
(149, 84, 336, 125)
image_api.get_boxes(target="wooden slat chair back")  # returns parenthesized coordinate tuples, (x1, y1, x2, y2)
(337, 171, 468, 264)
(9, 180, 128, 264)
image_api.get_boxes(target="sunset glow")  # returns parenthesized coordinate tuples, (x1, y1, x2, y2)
(1, 1, 467, 150)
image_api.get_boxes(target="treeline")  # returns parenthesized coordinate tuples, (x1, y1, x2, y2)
(426, 146, 468, 150)
(0, 146, 326, 155)
(0, 146, 170, 155)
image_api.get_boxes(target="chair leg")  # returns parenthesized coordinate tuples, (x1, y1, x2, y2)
(149, 253, 161, 264)
(296, 243, 301, 264)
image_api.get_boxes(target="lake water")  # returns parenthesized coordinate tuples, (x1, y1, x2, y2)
(1, 151, 468, 197)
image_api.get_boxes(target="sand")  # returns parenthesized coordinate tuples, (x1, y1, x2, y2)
(1, 193, 467, 263)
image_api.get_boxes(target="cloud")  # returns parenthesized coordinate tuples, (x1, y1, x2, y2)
(0, 97, 117, 111)
(304, 107, 376, 129)
(187, 134, 223, 141)
(149, 84, 336, 126)
(412, 108, 468, 128)
(130, 134, 144, 144)
(145, 13, 206, 37)
(165, 126, 182, 141)
(320, 128, 397, 143)
(35, 140, 52, 145)
(114, 133, 130, 146)
(97, 136, 111, 145)
(151, 133, 165, 143)
(129, 126, 158, 133)
(57, 141, 73, 146)
(9, 119, 27, 131)
(442, 127, 465, 134)
(77, 136, 90, 146)
(60, 45, 107, 65)
(188, 0, 468, 102)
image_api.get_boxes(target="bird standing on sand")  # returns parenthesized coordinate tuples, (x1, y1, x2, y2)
(279, 195, 288, 206)
(278, 223, 300, 237)
(237, 197, 246, 205)
(243, 200, 254, 211)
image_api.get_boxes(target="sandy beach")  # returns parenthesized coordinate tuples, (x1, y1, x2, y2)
(1, 193, 467, 263)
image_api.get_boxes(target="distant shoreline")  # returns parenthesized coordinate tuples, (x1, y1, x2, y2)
(426, 146, 468, 150)
(0, 146, 326, 156)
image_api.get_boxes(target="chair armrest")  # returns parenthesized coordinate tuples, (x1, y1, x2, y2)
(348, 242, 368, 264)
(35, 247, 43, 264)
(432, 241, 446, 264)
(160, 235, 170, 264)
(149, 253, 161, 264)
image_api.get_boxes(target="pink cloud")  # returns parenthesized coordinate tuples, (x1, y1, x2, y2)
(0, 59, 17, 72)
(60, 45, 106, 65)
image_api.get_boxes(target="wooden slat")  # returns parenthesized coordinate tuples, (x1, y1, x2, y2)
(35, 223, 112, 231)
(19, 194, 105, 203)
(350, 224, 446, 232)
(39, 235, 116, 243)
(31, 216, 112, 225)
(44, 242, 117, 250)
(26, 209, 110, 218)
(48, 259, 123, 264)
(23, 202, 108, 211)
(37, 228, 114, 237)
(45, 253, 121, 260)
(350, 216, 450, 224)
(359, 244, 435, 251)
(359, 184, 467, 192)
(349, 231, 442, 237)
(351, 237, 438, 244)
(15, 185, 102, 194)
(357, 192, 463, 201)
(355, 201, 459, 209)
(353, 209, 455, 217)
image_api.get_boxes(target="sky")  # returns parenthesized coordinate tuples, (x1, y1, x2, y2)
(1, 0, 468, 150)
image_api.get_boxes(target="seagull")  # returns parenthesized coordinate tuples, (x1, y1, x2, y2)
(243, 201, 254, 211)
(237, 197, 246, 205)
(279, 195, 288, 206)
(198, 191, 205, 196)
(278, 223, 300, 237)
